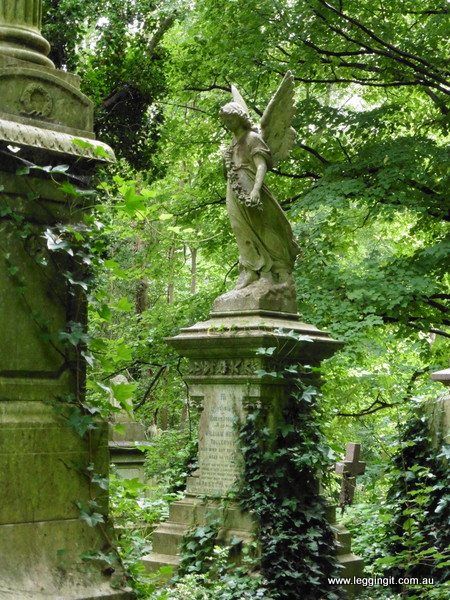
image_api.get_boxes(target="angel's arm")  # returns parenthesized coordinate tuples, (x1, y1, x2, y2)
(250, 154, 267, 204)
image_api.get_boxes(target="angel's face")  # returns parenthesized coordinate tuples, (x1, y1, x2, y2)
(220, 111, 243, 133)
(220, 104, 250, 134)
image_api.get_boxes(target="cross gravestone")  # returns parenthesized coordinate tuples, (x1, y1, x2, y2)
(0, 2, 131, 598)
(335, 442, 366, 508)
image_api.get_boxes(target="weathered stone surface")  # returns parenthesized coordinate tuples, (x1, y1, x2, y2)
(168, 310, 341, 364)
(0, 0, 54, 68)
(142, 497, 255, 574)
(109, 416, 149, 482)
(219, 73, 299, 309)
(142, 310, 363, 584)
(186, 385, 243, 496)
(108, 375, 149, 481)
(213, 278, 297, 314)
(164, 311, 340, 502)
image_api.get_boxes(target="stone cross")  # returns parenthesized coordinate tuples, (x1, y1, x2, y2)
(335, 443, 366, 508)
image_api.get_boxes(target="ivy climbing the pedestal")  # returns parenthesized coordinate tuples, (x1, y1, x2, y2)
(1, 158, 131, 589)
(237, 370, 342, 600)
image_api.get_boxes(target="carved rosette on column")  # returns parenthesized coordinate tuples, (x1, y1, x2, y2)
(0, 2, 131, 599)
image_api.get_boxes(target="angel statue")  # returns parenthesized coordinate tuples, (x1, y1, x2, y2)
(213, 72, 299, 314)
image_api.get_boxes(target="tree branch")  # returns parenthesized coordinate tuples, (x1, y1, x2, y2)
(337, 369, 427, 417)
(185, 84, 230, 93)
(272, 168, 320, 180)
(317, 0, 450, 80)
(297, 142, 330, 164)
(337, 393, 398, 417)
(311, 7, 450, 92)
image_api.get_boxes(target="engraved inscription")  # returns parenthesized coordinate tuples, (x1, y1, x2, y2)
(188, 358, 260, 377)
(187, 390, 242, 496)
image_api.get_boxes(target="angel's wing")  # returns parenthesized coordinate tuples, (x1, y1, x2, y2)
(260, 71, 296, 166)
(231, 84, 250, 116)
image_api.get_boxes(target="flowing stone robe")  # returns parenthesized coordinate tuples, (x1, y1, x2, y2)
(224, 130, 299, 276)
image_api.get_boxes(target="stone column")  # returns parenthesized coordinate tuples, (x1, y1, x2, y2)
(0, 0, 54, 67)
(0, 3, 131, 599)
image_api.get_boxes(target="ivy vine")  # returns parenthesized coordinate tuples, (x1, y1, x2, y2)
(1, 155, 130, 588)
(382, 405, 450, 596)
(237, 370, 342, 600)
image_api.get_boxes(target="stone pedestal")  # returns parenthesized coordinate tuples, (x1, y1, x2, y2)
(142, 311, 363, 586)
(0, 2, 129, 598)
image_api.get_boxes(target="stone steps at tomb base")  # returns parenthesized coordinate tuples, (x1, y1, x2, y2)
(142, 552, 180, 571)
(334, 524, 352, 555)
(142, 497, 363, 595)
(144, 522, 254, 574)
(168, 496, 254, 531)
(151, 522, 188, 557)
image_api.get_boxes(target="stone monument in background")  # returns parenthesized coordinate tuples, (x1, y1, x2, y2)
(0, 2, 130, 597)
(143, 73, 363, 586)
(109, 375, 150, 482)
(429, 367, 450, 449)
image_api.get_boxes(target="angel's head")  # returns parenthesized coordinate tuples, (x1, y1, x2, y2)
(219, 101, 253, 133)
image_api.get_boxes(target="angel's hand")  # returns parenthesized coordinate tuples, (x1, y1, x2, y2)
(249, 189, 261, 206)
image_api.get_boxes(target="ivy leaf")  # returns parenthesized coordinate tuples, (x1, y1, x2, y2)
(116, 296, 133, 312)
(81, 350, 95, 367)
(16, 166, 30, 175)
(66, 407, 97, 437)
(111, 382, 136, 411)
(79, 510, 105, 527)
(59, 181, 79, 196)
(51, 164, 70, 174)
(256, 347, 276, 355)
(91, 473, 109, 490)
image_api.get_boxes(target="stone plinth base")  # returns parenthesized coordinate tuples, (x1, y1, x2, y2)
(143, 499, 363, 593)
(142, 496, 254, 574)
(109, 441, 148, 481)
(212, 279, 297, 314)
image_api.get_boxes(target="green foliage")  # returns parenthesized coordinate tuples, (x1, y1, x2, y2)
(144, 429, 198, 493)
(43, 0, 172, 170)
(37, 1, 450, 597)
(381, 407, 450, 595)
(175, 536, 269, 599)
(178, 520, 221, 576)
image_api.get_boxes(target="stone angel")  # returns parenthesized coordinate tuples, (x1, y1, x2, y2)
(215, 72, 299, 314)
